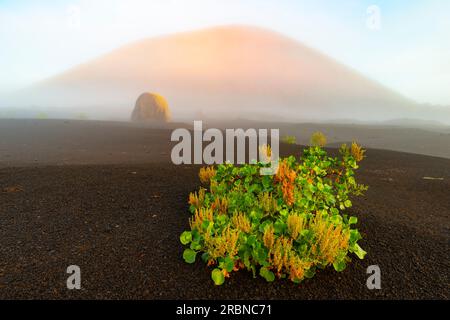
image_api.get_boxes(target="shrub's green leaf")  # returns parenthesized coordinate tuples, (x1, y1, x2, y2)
(222, 257, 234, 272)
(243, 250, 251, 269)
(216, 214, 228, 225)
(182, 249, 197, 264)
(304, 267, 316, 279)
(201, 220, 211, 231)
(333, 260, 346, 272)
(250, 210, 263, 223)
(251, 265, 257, 278)
(352, 243, 367, 259)
(300, 229, 312, 240)
(344, 200, 352, 208)
(211, 269, 225, 285)
(190, 241, 202, 251)
(280, 209, 289, 217)
(247, 235, 257, 247)
(330, 214, 343, 225)
(201, 252, 209, 263)
(297, 243, 308, 254)
(260, 267, 275, 282)
(255, 247, 268, 262)
(191, 229, 201, 242)
(262, 176, 272, 190)
(299, 198, 308, 207)
(348, 216, 358, 225)
(274, 220, 286, 234)
(330, 207, 339, 215)
(258, 221, 272, 233)
(350, 229, 362, 244)
(180, 231, 192, 245)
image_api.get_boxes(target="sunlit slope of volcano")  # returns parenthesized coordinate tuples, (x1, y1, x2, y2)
(14, 25, 421, 121)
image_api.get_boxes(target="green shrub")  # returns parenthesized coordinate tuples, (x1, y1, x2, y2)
(180, 142, 368, 285)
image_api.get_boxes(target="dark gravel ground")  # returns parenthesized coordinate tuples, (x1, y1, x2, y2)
(0, 120, 449, 299)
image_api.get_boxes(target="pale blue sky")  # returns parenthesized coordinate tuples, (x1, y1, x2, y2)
(1, 0, 449, 105)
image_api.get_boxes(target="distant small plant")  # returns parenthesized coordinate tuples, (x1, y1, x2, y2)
(281, 135, 297, 145)
(310, 131, 327, 147)
(37, 112, 48, 119)
(180, 135, 368, 285)
(77, 112, 89, 120)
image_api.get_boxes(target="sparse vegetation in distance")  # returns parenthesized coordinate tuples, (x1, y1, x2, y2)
(180, 134, 368, 285)
(37, 112, 48, 119)
(76, 112, 89, 120)
(310, 131, 327, 147)
(281, 135, 297, 145)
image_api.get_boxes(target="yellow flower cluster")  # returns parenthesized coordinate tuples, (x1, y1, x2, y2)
(310, 214, 350, 264)
(211, 196, 228, 215)
(271, 236, 293, 275)
(199, 166, 216, 184)
(287, 213, 305, 240)
(189, 207, 214, 231)
(267, 236, 313, 282)
(188, 188, 206, 209)
(351, 142, 366, 162)
(231, 212, 252, 233)
(204, 226, 240, 260)
(274, 160, 297, 206)
(263, 225, 275, 249)
(258, 192, 278, 215)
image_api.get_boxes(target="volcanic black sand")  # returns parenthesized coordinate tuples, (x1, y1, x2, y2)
(0, 119, 449, 299)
